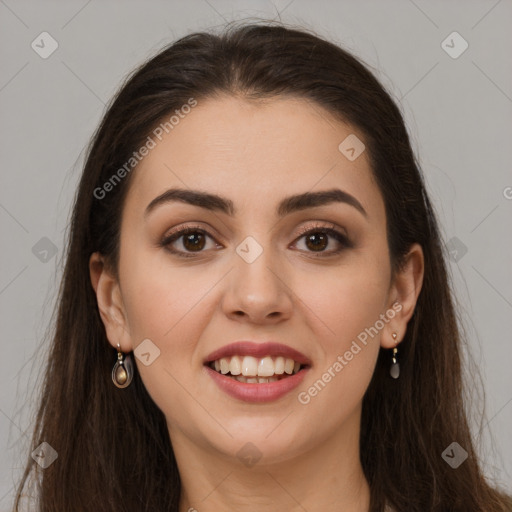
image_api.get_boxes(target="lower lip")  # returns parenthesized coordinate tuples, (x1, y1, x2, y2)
(204, 365, 309, 403)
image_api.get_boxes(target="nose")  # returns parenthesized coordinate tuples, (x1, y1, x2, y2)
(221, 243, 293, 325)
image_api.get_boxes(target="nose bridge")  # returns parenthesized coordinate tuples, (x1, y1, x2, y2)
(222, 232, 293, 322)
(235, 232, 282, 295)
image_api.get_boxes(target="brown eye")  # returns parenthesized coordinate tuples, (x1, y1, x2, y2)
(160, 226, 219, 258)
(293, 224, 352, 256)
(182, 232, 206, 251)
(304, 232, 328, 252)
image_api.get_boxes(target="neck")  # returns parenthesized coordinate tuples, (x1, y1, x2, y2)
(171, 409, 370, 512)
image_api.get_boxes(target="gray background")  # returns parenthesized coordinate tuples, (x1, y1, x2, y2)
(1, 0, 511, 508)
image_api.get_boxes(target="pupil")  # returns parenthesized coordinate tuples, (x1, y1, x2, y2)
(183, 232, 205, 251)
(306, 233, 327, 251)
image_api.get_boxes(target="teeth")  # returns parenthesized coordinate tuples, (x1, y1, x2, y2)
(234, 375, 279, 383)
(284, 358, 294, 375)
(229, 355, 241, 375)
(241, 356, 258, 376)
(211, 355, 303, 378)
(274, 356, 285, 374)
(258, 356, 275, 377)
(220, 358, 229, 374)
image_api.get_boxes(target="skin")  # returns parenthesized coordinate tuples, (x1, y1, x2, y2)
(90, 95, 424, 512)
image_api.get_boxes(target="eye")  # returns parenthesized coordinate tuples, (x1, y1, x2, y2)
(160, 222, 352, 259)
(160, 225, 220, 258)
(292, 222, 352, 256)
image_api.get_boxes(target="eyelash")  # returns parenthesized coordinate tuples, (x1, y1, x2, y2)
(159, 222, 352, 259)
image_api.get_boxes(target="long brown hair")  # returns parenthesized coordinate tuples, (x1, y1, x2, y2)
(14, 20, 512, 512)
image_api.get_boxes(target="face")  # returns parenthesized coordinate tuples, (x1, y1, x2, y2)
(92, 95, 418, 466)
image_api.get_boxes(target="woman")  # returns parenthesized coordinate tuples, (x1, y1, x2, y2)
(14, 21, 512, 512)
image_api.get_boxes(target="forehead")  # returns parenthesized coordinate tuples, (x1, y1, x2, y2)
(125, 95, 382, 219)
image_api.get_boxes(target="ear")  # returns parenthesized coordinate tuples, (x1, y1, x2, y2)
(89, 252, 133, 352)
(381, 243, 424, 349)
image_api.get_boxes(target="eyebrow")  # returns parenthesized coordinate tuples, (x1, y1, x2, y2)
(144, 187, 367, 219)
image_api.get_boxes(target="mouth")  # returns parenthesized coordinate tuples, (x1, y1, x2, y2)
(206, 355, 307, 383)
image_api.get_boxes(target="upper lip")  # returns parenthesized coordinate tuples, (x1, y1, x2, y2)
(204, 341, 312, 366)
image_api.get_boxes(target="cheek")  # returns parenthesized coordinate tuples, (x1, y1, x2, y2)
(301, 257, 390, 346)
(118, 248, 223, 379)
(293, 253, 390, 401)
(120, 251, 213, 341)
(118, 253, 216, 423)
(293, 322, 379, 425)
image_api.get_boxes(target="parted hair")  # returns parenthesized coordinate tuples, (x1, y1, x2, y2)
(14, 20, 512, 512)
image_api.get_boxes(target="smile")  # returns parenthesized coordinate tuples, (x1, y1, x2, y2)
(208, 355, 303, 383)
(203, 340, 311, 402)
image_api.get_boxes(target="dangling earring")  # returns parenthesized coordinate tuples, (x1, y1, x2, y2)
(390, 332, 400, 379)
(112, 343, 134, 388)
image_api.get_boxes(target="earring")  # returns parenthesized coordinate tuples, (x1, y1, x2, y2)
(112, 343, 134, 388)
(390, 333, 400, 379)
